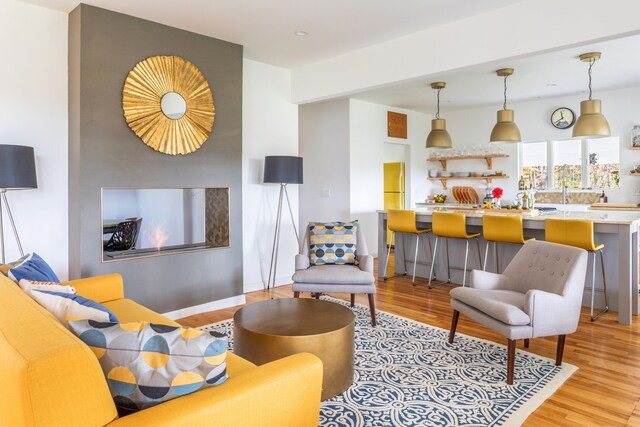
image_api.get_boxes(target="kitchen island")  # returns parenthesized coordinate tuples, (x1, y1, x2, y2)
(377, 207, 640, 324)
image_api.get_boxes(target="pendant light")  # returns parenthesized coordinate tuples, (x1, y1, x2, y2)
(426, 82, 452, 148)
(572, 52, 610, 138)
(490, 68, 521, 143)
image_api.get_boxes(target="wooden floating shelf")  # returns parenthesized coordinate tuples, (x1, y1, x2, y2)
(427, 154, 509, 170)
(630, 173, 640, 176)
(428, 175, 509, 189)
(629, 147, 640, 150)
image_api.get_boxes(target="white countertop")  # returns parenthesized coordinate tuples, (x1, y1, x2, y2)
(379, 207, 640, 225)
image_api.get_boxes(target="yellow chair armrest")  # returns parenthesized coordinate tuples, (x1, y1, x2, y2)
(63, 274, 124, 303)
(107, 352, 323, 427)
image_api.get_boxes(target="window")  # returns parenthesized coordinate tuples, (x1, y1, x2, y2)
(587, 137, 620, 189)
(520, 136, 620, 189)
(552, 139, 582, 189)
(521, 141, 548, 189)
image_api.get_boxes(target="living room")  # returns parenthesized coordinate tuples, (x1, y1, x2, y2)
(2, 0, 640, 426)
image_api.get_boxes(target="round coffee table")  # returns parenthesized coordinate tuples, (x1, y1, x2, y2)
(233, 298, 355, 400)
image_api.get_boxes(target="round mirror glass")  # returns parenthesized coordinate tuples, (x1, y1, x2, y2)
(160, 92, 187, 120)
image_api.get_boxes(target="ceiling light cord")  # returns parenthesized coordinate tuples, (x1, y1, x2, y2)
(588, 58, 595, 100)
(436, 88, 441, 119)
(503, 74, 508, 110)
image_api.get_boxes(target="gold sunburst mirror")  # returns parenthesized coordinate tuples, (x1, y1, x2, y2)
(122, 55, 215, 155)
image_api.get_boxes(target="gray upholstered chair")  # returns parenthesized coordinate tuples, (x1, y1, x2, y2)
(448, 240, 588, 384)
(292, 223, 377, 326)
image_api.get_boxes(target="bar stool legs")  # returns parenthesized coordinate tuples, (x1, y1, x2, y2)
(384, 232, 435, 284)
(428, 236, 482, 288)
(383, 231, 408, 280)
(590, 248, 609, 321)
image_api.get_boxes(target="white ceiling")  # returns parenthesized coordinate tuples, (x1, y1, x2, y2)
(352, 34, 640, 113)
(23, 0, 525, 68)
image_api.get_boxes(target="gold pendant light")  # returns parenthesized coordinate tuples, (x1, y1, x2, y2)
(426, 82, 452, 148)
(490, 68, 521, 143)
(573, 52, 610, 138)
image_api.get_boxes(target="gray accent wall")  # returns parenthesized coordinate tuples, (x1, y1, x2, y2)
(68, 5, 243, 313)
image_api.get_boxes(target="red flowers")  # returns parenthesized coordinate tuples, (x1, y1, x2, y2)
(492, 187, 504, 199)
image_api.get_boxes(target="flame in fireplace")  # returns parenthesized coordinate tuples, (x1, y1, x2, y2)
(145, 223, 170, 251)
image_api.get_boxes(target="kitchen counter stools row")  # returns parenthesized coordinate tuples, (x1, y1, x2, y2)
(382, 210, 609, 322)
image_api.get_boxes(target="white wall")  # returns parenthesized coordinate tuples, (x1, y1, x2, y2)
(292, 0, 640, 103)
(349, 100, 429, 255)
(443, 85, 640, 203)
(242, 59, 299, 292)
(0, 1, 68, 278)
(299, 99, 352, 227)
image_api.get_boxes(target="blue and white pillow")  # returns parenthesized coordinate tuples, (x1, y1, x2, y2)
(8, 253, 59, 283)
(30, 290, 117, 327)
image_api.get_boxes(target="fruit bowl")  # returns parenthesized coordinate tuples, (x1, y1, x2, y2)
(434, 194, 447, 203)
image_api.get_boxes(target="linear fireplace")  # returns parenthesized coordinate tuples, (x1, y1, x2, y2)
(101, 187, 230, 261)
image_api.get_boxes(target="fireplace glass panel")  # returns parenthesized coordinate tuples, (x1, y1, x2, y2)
(102, 187, 229, 261)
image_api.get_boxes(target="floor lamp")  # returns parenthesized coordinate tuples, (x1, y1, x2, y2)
(0, 145, 37, 264)
(264, 156, 303, 299)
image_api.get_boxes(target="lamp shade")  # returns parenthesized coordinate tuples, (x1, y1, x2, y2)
(426, 119, 452, 148)
(263, 156, 303, 184)
(0, 145, 37, 190)
(490, 110, 521, 143)
(572, 99, 610, 138)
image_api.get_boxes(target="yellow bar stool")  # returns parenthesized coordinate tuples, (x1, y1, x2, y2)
(428, 211, 482, 288)
(545, 218, 609, 321)
(383, 209, 433, 285)
(482, 215, 535, 273)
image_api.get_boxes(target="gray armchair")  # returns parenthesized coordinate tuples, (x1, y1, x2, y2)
(292, 223, 377, 326)
(448, 240, 588, 384)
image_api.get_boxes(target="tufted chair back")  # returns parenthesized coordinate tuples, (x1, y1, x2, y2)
(502, 240, 587, 315)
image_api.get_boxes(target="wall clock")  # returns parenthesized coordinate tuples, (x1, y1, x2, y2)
(550, 107, 576, 130)
(122, 55, 215, 155)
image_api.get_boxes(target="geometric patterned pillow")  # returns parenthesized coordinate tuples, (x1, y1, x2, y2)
(19, 279, 77, 295)
(68, 320, 229, 416)
(308, 220, 358, 266)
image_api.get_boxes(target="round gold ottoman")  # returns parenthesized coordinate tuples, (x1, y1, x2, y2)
(233, 298, 355, 400)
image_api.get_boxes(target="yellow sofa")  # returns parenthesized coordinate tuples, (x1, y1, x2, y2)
(0, 273, 323, 427)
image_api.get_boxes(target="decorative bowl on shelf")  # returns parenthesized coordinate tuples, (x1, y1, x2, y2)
(440, 171, 452, 177)
(471, 172, 483, 177)
(434, 194, 447, 203)
(429, 170, 439, 177)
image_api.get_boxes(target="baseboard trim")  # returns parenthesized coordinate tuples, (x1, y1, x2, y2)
(243, 275, 292, 294)
(163, 294, 247, 320)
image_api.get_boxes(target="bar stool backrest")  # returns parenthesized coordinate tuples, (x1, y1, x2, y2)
(432, 211, 469, 239)
(545, 218, 598, 251)
(483, 215, 526, 244)
(387, 210, 419, 234)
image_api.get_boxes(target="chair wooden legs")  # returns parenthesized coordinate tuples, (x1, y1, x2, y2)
(524, 339, 529, 348)
(556, 335, 566, 366)
(293, 291, 300, 298)
(314, 293, 320, 299)
(449, 310, 459, 344)
(350, 294, 355, 307)
(507, 339, 516, 385)
(367, 294, 376, 326)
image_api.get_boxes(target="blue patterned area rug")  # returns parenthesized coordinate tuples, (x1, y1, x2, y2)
(200, 297, 576, 427)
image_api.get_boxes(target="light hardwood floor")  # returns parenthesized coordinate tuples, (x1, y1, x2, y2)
(178, 256, 640, 427)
